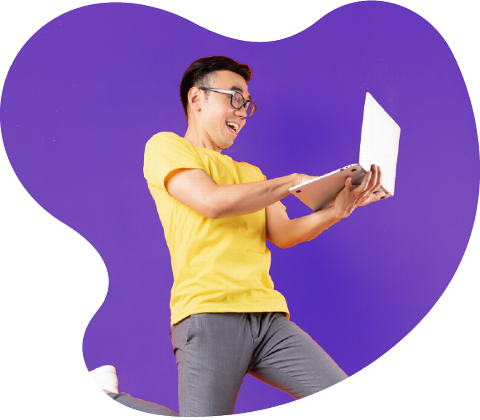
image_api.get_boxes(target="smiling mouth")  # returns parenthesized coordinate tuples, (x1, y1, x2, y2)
(226, 121, 239, 134)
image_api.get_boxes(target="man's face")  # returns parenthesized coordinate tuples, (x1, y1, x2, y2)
(198, 70, 250, 151)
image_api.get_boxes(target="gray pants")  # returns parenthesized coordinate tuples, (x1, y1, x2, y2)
(108, 312, 347, 416)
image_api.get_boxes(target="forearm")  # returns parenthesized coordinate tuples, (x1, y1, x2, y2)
(211, 174, 300, 219)
(277, 206, 342, 248)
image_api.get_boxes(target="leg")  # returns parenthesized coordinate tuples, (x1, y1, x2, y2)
(171, 313, 254, 417)
(248, 313, 348, 399)
(107, 392, 179, 416)
(90, 365, 178, 416)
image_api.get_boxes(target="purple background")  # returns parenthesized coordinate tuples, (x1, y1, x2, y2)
(1, 1, 478, 415)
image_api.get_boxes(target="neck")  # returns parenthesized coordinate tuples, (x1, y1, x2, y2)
(184, 123, 223, 153)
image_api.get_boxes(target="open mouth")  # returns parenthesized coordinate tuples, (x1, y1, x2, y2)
(226, 121, 239, 134)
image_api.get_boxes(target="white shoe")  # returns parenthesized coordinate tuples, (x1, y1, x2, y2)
(89, 365, 119, 394)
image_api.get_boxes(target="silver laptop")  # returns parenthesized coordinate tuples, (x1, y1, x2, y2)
(289, 92, 400, 212)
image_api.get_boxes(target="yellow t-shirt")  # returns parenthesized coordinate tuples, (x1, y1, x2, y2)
(143, 132, 289, 326)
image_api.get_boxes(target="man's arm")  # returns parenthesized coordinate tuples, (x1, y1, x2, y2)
(265, 202, 342, 249)
(165, 168, 304, 219)
(266, 165, 385, 248)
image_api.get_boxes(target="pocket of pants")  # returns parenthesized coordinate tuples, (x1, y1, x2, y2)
(171, 316, 192, 357)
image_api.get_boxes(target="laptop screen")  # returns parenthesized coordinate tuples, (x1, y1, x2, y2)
(359, 93, 401, 195)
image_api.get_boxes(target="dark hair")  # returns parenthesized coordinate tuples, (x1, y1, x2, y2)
(180, 56, 253, 120)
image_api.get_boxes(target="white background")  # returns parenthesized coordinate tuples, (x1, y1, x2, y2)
(1, 1, 478, 418)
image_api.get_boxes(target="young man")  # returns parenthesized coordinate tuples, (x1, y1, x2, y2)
(124, 56, 384, 416)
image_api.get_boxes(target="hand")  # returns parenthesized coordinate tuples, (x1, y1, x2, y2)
(332, 164, 385, 219)
(298, 173, 320, 185)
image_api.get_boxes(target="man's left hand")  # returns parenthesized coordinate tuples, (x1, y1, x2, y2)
(331, 164, 386, 219)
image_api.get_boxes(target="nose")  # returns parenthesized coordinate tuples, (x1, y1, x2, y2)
(234, 104, 247, 119)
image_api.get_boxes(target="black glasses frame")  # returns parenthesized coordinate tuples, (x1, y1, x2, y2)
(199, 87, 257, 118)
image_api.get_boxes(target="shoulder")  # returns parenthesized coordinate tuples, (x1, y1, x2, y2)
(146, 132, 183, 148)
(145, 132, 196, 155)
(236, 160, 266, 181)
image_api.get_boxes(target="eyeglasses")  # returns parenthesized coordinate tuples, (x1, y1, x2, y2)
(199, 87, 257, 118)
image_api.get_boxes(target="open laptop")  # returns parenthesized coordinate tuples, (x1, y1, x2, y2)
(289, 92, 400, 212)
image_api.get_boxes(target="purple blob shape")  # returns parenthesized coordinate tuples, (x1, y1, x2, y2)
(1, 2, 478, 414)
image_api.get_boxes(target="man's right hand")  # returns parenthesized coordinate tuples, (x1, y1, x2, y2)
(297, 174, 320, 186)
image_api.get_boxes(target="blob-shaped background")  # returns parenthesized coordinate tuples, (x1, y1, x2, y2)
(1, 1, 478, 415)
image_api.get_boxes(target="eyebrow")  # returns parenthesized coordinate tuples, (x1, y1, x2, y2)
(230, 85, 251, 100)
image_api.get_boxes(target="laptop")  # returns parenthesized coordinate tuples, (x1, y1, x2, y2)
(289, 92, 401, 212)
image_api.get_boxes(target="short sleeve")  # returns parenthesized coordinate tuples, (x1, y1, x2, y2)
(143, 132, 204, 191)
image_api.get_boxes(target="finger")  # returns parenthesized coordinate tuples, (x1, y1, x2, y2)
(358, 171, 371, 192)
(357, 194, 374, 206)
(374, 166, 383, 190)
(369, 164, 382, 195)
(367, 164, 378, 192)
(345, 176, 352, 188)
(369, 166, 383, 197)
(358, 190, 385, 206)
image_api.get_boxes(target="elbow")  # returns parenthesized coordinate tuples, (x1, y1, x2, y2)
(206, 208, 221, 220)
(270, 236, 297, 249)
(202, 195, 223, 219)
(268, 223, 299, 249)
(202, 204, 220, 220)
(276, 232, 317, 249)
(280, 239, 299, 249)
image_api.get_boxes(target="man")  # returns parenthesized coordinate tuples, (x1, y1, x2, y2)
(99, 56, 384, 416)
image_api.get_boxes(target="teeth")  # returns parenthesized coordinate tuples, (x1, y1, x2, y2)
(227, 122, 239, 132)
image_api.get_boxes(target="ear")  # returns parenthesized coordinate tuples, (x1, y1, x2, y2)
(188, 87, 202, 113)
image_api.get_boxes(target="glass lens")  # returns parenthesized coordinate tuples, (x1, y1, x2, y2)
(231, 92, 243, 108)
